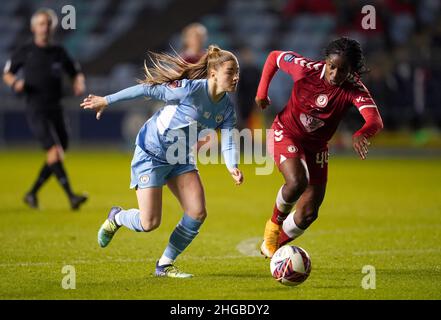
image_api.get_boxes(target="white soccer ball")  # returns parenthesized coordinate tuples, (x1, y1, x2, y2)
(270, 245, 312, 286)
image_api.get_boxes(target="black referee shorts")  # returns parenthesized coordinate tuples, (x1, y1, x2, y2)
(26, 107, 69, 151)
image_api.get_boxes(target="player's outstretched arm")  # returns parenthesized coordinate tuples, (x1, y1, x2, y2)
(80, 84, 148, 120)
(255, 51, 283, 110)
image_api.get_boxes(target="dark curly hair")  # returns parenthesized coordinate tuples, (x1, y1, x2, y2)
(325, 37, 369, 77)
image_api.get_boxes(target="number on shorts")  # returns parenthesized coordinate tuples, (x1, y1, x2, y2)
(315, 151, 329, 168)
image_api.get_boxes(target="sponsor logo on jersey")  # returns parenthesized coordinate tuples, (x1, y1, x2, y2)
(215, 114, 224, 123)
(315, 94, 328, 108)
(356, 96, 372, 103)
(140, 174, 150, 184)
(300, 113, 325, 132)
(287, 145, 297, 153)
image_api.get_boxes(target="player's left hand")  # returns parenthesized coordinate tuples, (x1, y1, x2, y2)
(80, 94, 108, 120)
(230, 168, 244, 185)
(352, 134, 370, 160)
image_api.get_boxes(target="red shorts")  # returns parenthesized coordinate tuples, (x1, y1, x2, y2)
(267, 118, 328, 185)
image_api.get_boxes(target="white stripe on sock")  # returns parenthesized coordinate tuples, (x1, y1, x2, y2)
(282, 211, 305, 239)
(276, 185, 296, 213)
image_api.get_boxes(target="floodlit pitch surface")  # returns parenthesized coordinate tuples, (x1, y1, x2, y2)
(0, 149, 440, 299)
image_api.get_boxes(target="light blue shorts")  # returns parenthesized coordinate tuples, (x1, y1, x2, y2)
(130, 145, 197, 189)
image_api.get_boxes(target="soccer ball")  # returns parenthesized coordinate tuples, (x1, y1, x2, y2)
(270, 245, 311, 286)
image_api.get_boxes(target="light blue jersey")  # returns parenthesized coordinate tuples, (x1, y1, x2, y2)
(105, 79, 239, 188)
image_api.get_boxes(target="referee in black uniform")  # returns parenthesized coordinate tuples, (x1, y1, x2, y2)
(3, 8, 88, 210)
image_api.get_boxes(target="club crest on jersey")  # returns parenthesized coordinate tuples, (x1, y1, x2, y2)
(140, 174, 150, 184)
(287, 145, 297, 153)
(315, 94, 328, 108)
(168, 80, 182, 88)
(215, 114, 223, 123)
(284, 53, 296, 62)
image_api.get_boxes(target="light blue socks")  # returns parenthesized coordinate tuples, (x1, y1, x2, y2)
(161, 213, 203, 263)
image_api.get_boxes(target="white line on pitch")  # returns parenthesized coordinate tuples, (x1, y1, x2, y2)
(0, 255, 250, 268)
(236, 237, 262, 257)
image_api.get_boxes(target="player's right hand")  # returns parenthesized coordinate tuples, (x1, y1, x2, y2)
(13, 79, 25, 93)
(352, 134, 370, 160)
(230, 167, 244, 186)
(255, 96, 271, 110)
(80, 94, 108, 120)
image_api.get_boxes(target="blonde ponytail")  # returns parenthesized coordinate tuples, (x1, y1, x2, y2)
(141, 45, 238, 85)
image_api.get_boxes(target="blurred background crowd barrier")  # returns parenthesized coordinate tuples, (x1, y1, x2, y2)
(1, 0, 441, 151)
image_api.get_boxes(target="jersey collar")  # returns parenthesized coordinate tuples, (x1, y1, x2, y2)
(320, 64, 326, 79)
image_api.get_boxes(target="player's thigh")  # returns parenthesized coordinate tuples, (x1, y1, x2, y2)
(304, 149, 329, 186)
(166, 170, 206, 221)
(135, 186, 163, 229)
(26, 111, 56, 150)
(46, 144, 65, 163)
(268, 121, 308, 190)
(130, 147, 169, 229)
(279, 157, 309, 187)
(50, 111, 69, 151)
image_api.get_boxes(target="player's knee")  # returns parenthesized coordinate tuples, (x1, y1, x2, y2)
(187, 208, 207, 223)
(140, 217, 161, 232)
(55, 146, 65, 161)
(46, 145, 64, 164)
(284, 175, 308, 200)
(46, 150, 57, 164)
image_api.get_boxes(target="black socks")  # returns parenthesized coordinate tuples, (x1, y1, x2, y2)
(29, 163, 52, 194)
(49, 161, 74, 198)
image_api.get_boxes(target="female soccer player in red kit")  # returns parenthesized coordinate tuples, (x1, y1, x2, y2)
(256, 37, 384, 258)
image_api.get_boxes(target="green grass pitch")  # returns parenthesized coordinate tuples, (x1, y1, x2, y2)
(0, 149, 440, 299)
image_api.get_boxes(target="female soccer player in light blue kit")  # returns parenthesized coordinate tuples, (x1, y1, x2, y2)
(81, 45, 243, 278)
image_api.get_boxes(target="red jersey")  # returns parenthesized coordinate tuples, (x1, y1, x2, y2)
(257, 51, 383, 150)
